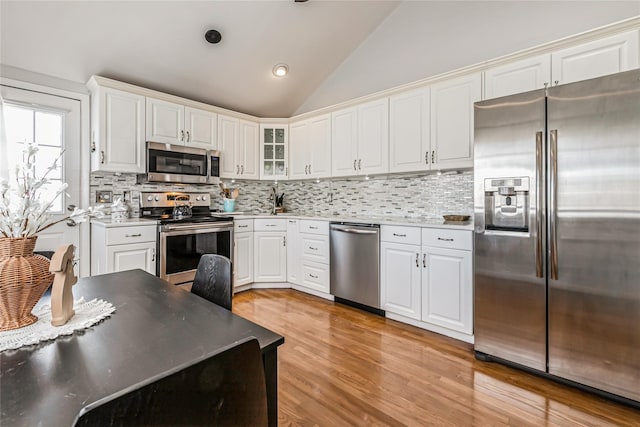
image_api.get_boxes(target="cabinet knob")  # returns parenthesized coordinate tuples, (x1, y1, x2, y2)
(240, 165, 244, 175)
(425, 151, 428, 164)
(283, 236, 286, 247)
(358, 159, 362, 170)
(236, 165, 240, 174)
(151, 248, 156, 262)
(186, 131, 190, 142)
(423, 253, 427, 268)
(100, 151, 105, 164)
(432, 150, 435, 164)
(415, 253, 419, 267)
(180, 130, 185, 141)
(353, 160, 357, 171)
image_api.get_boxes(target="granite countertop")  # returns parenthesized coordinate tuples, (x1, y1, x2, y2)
(226, 213, 474, 231)
(91, 217, 159, 227)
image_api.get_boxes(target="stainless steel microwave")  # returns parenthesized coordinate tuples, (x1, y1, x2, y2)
(141, 142, 209, 184)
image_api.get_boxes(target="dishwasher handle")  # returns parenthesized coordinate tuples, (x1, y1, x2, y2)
(332, 227, 378, 235)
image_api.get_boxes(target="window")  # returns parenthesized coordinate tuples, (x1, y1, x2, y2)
(3, 103, 65, 213)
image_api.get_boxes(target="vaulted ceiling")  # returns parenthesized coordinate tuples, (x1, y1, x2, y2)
(0, 1, 399, 117)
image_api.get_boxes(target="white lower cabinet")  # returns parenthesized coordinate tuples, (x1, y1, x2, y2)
(421, 246, 472, 335)
(253, 219, 287, 283)
(380, 225, 473, 342)
(233, 219, 254, 290)
(91, 222, 157, 275)
(294, 220, 331, 296)
(380, 241, 421, 320)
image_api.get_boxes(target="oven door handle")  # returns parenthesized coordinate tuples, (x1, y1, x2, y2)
(160, 222, 234, 233)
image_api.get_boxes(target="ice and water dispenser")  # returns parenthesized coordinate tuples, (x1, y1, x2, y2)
(484, 177, 530, 232)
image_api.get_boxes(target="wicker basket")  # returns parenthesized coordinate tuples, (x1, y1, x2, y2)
(0, 237, 54, 331)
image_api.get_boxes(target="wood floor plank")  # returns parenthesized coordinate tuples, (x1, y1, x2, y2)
(232, 289, 640, 426)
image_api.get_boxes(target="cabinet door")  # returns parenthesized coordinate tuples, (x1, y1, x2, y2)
(239, 120, 259, 179)
(260, 124, 288, 180)
(552, 30, 639, 86)
(389, 87, 430, 173)
(308, 114, 332, 178)
(94, 87, 146, 173)
(253, 232, 287, 282)
(421, 246, 472, 334)
(380, 242, 421, 320)
(218, 114, 239, 178)
(484, 54, 551, 99)
(358, 98, 389, 175)
(430, 73, 481, 169)
(146, 97, 184, 145)
(106, 242, 156, 275)
(288, 120, 309, 179)
(286, 219, 301, 285)
(234, 232, 254, 288)
(185, 107, 217, 149)
(331, 107, 358, 177)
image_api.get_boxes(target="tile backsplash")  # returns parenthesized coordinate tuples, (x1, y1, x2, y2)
(90, 171, 473, 219)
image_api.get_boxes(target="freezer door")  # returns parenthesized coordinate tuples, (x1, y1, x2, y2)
(473, 89, 547, 371)
(547, 70, 640, 401)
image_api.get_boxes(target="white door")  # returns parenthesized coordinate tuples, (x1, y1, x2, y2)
(484, 54, 551, 99)
(1, 85, 81, 262)
(331, 107, 358, 177)
(146, 97, 184, 144)
(106, 242, 156, 274)
(218, 114, 239, 178)
(389, 87, 430, 173)
(253, 232, 286, 282)
(238, 120, 259, 179)
(421, 246, 473, 334)
(380, 242, 422, 320)
(184, 106, 217, 149)
(234, 232, 253, 288)
(358, 98, 389, 175)
(307, 114, 331, 178)
(288, 120, 309, 179)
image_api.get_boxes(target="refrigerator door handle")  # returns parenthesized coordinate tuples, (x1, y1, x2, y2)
(550, 129, 559, 280)
(535, 131, 544, 278)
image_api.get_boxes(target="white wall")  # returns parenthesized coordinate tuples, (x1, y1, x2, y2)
(295, 1, 640, 114)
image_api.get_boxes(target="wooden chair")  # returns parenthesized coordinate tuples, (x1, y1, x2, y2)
(191, 254, 233, 311)
(75, 337, 268, 426)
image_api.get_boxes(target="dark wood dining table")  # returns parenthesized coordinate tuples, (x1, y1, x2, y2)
(0, 269, 284, 426)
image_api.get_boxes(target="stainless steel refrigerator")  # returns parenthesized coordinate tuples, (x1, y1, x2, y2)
(473, 69, 640, 404)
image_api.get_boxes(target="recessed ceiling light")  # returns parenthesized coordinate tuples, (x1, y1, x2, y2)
(272, 64, 289, 77)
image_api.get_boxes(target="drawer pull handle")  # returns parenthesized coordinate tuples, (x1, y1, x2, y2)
(309, 226, 318, 230)
(393, 233, 406, 237)
(309, 274, 318, 279)
(437, 237, 454, 242)
(289, 220, 296, 223)
(309, 246, 318, 251)
(238, 225, 248, 228)
(125, 233, 142, 237)
(266, 224, 276, 227)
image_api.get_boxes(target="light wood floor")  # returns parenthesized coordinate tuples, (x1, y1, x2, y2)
(232, 289, 640, 427)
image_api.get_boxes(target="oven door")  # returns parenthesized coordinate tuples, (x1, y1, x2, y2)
(159, 222, 233, 285)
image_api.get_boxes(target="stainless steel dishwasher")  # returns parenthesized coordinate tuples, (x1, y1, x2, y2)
(330, 222, 383, 315)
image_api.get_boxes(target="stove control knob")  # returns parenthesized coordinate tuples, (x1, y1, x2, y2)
(202, 195, 207, 201)
(147, 195, 153, 202)
(154, 196, 160, 201)
(196, 196, 201, 201)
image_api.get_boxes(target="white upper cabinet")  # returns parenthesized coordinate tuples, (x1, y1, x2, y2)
(389, 87, 430, 173)
(331, 99, 389, 177)
(552, 30, 639, 86)
(484, 54, 552, 99)
(218, 115, 259, 179)
(184, 107, 218, 149)
(260, 124, 288, 180)
(331, 107, 358, 176)
(88, 82, 146, 174)
(430, 73, 481, 170)
(289, 113, 331, 179)
(146, 97, 217, 149)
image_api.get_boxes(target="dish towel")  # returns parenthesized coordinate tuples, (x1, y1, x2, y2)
(0, 297, 116, 352)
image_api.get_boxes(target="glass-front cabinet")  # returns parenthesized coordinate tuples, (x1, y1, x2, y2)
(260, 124, 288, 180)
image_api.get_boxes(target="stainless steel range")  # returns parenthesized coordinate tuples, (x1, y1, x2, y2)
(140, 191, 233, 285)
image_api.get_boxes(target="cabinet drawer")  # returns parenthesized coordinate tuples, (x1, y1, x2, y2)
(105, 225, 157, 245)
(300, 233, 329, 264)
(254, 218, 286, 232)
(299, 220, 329, 235)
(301, 261, 330, 293)
(380, 225, 421, 245)
(234, 219, 254, 233)
(422, 228, 472, 251)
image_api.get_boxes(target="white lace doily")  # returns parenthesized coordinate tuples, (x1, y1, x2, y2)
(0, 297, 116, 352)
